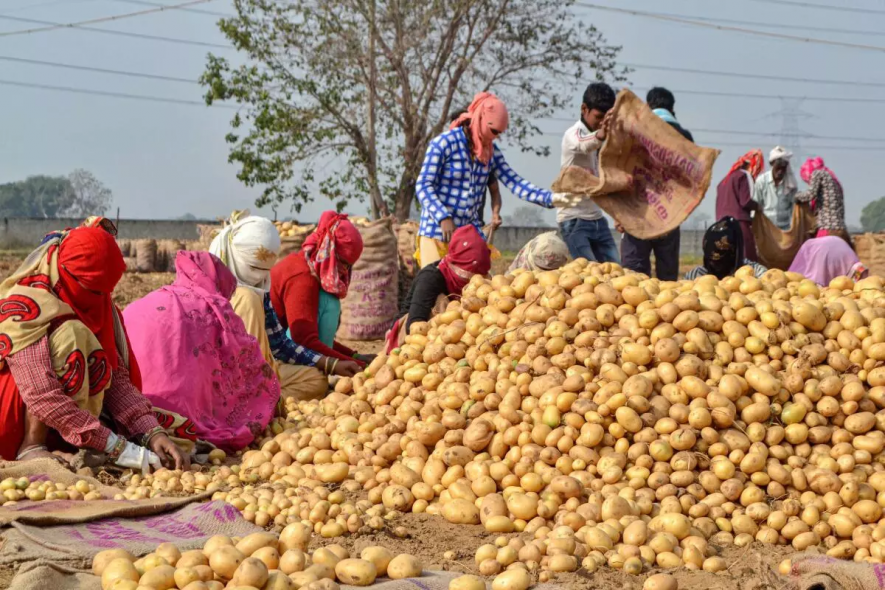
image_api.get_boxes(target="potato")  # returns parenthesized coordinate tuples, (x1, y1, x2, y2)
(139, 565, 176, 590)
(94, 550, 136, 576)
(442, 499, 480, 524)
(334, 559, 377, 586)
(387, 554, 422, 579)
(155, 543, 181, 567)
(231, 557, 269, 589)
(279, 523, 312, 553)
(209, 546, 245, 580)
(491, 568, 531, 590)
(101, 559, 140, 590)
(643, 573, 678, 590)
(449, 575, 486, 590)
(280, 550, 308, 575)
(203, 536, 234, 558)
(360, 547, 394, 576)
(173, 567, 202, 590)
(236, 532, 279, 557)
(177, 551, 209, 569)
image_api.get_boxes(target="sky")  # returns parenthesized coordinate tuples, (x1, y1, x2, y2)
(0, 0, 883, 229)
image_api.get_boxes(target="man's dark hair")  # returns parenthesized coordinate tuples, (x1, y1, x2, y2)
(647, 87, 676, 113)
(582, 83, 616, 113)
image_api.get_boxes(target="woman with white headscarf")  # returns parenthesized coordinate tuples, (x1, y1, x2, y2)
(210, 212, 359, 404)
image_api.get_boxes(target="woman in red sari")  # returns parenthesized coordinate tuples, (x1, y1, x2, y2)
(0, 224, 188, 470)
(271, 212, 373, 371)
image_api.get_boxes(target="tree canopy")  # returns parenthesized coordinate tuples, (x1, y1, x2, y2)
(861, 197, 885, 233)
(0, 170, 113, 218)
(202, 0, 624, 220)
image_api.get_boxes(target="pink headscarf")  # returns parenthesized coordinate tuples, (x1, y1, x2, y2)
(788, 236, 865, 286)
(800, 157, 841, 189)
(123, 251, 280, 451)
(301, 211, 364, 298)
(450, 92, 509, 165)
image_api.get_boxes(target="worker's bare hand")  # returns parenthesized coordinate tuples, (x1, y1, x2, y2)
(614, 222, 625, 233)
(440, 218, 455, 242)
(596, 109, 615, 141)
(149, 434, 190, 471)
(491, 212, 503, 228)
(334, 360, 361, 377)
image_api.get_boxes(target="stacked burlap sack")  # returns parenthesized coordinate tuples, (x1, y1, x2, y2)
(787, 553, 885, 590)
(116, 239, 191, 273)
(855, 233, 885, 278)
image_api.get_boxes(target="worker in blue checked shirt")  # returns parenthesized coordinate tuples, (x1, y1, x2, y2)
(415, 92, 554, 268)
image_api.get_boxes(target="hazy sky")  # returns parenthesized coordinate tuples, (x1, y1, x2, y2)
(1, 0, 883, 228)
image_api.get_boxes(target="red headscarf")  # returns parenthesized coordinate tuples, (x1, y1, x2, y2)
(301, 211, 364, 298)
(450, 92, 509, 165)
(729, 149, 765, 180)
(438, 225, 491, 295)
(55, 227, 126, 368)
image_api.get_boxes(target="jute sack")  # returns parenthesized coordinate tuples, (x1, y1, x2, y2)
(551, 89, 720, 240)
(338, 218, 399, 341)
(0, 459, 208, 526)
(278, 223, 315, 259)
(134, 238, 157, 273)
(752, 203, 816, 270)
(117, 239, 132, 258)
(787, 553, 885, 590)
(854, 232, 885, 278)
(8, 566, 562, 590)
(156, 239, 185, 272)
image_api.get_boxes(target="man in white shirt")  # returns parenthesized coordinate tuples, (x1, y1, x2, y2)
(753, 146, 797, 230)
(557, 83, 620, 264)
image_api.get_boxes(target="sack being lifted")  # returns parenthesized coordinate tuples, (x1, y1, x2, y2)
(752, 203, 816, 270)
(551, 89, 720, 240)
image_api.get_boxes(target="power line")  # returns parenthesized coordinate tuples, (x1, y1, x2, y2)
(0, 78, 238, 109)
(0, 0, 219, 38)
(108, 0, 234, 18)
(0, 0, 102, 16)
(0, 54, 198, 84)
(0, 14, 231, 48)
(746, 0, 885, 15)
(575, 2, 885, 53)
(626, 86, 885, 104)
(626, 62, 885, 89)
(573, 7, 885, 37)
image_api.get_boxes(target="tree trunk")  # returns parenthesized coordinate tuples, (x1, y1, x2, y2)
(394, 183, 414, 222)
(364, 0, 389, 220)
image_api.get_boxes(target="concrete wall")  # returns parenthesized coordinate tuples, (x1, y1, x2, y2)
(0, 216, 706, 258)
(0, 217, 206, 248)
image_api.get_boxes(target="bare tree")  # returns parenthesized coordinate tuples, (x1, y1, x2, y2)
(63, 169, 113, 217)
(202, 0, 625, 220)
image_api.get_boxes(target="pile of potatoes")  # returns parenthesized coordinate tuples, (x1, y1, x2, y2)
(1, 477, 102, 503)
(99, 259, 885, 586)
(92, 529, 422, 590)
(273, 221, 314, 239)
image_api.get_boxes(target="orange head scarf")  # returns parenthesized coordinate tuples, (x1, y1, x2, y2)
(55, 227, 126, 368)
(301, 211, 364, 298)
(729, 149, 765, 180)
(450, 92, 509, 165)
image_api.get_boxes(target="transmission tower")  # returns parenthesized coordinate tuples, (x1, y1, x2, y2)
(760, 98, 814, 163)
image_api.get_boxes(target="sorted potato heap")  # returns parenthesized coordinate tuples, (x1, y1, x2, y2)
(114, 260, 885, 584)
(1, 477, 103, 503)
(92, 529, 422, 590)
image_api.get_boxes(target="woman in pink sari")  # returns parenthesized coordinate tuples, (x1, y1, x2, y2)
(789, 236, 867, 286)
(123, 251, 280, 451)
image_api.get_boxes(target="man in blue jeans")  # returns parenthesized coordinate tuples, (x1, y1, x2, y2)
(556, 82, 620, 264)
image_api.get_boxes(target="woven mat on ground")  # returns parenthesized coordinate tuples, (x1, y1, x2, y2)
(0, 459, 210, 526)
(2, 501, 262, 590)
(8, 566, 560, 590)
(788, 553, 885, 590)
(551, 89, 720, 240)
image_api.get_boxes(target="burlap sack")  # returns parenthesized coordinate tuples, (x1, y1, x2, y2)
(4, 502, 262, 590)
(752, 203, 816, 270)
(9, 567, 558, 590)
(156, 239, 185, 272)
(117, 239, 132, 258)
(134, 239, 157, 273)
(338, 218, 399, 341)
(855, 232, 885, 278)
(0, 459, 208, 526)
(551, 89, 720, 240)
(278, 224, 315, 259)
(396, 220, 419, 278)
(787, 554, 885, 590)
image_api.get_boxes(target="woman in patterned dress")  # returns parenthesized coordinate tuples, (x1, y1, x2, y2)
(795, 157, 850, 247)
